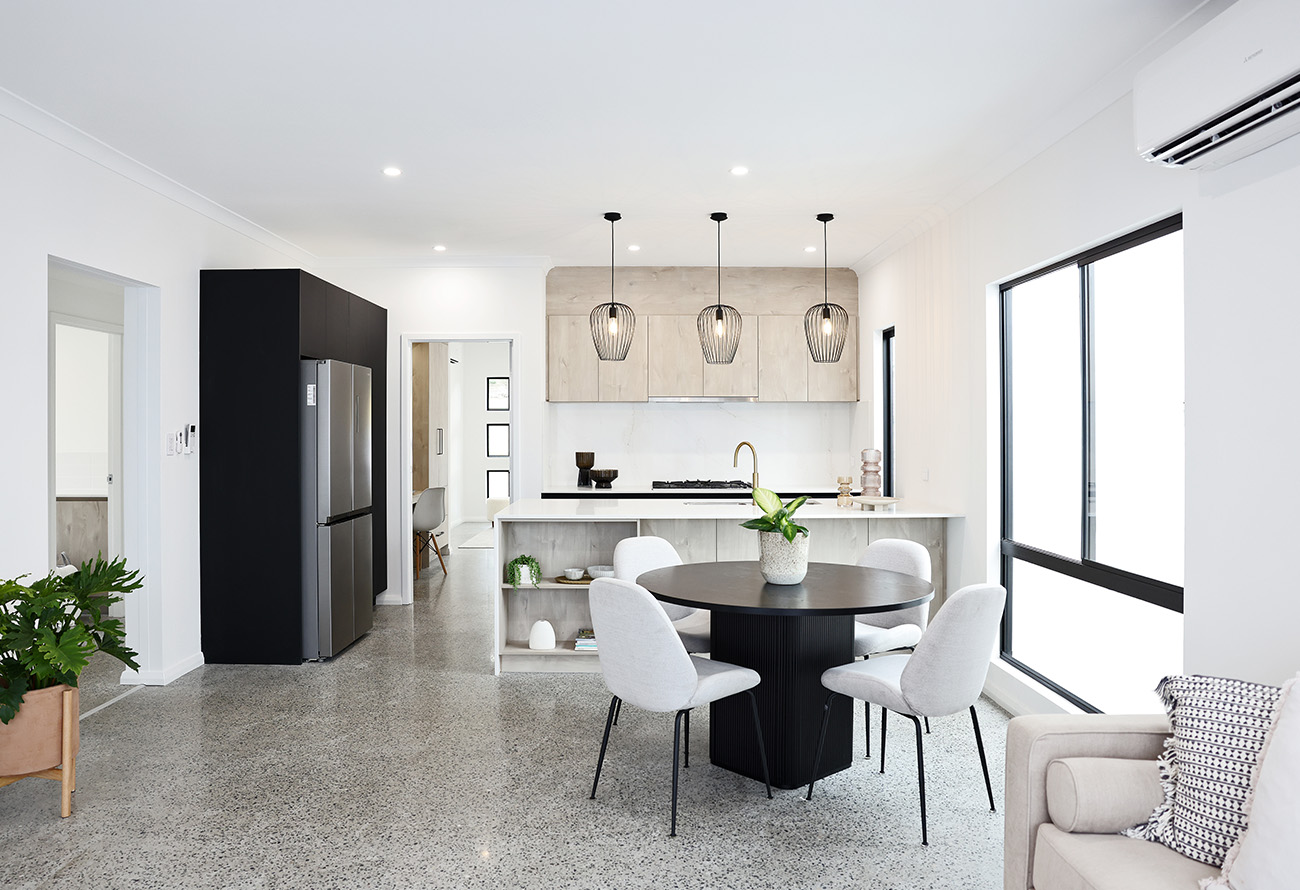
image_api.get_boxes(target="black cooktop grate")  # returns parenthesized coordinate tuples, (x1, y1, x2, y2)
(651, 480, 753, 490)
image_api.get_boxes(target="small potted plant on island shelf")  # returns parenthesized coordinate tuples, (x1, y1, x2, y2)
(504, 554, 542, 588)
(0, 555, 142, 816)
(741, 487, 810, 585)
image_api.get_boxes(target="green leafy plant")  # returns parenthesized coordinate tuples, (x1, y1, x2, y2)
(740, 487, 809, 542)
(0, 555, 142, 724)
(504, 554, 542, 588)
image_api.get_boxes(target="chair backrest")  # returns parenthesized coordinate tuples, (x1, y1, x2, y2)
(588, 578, 698, 712)
(855, 539, 933, 631)
(899, 583, 1006, 717)
(413, 487, 446, 532)
(612, 536, 694, 621)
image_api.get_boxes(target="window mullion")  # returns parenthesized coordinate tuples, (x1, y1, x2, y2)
(1081, 263, 1096, 562)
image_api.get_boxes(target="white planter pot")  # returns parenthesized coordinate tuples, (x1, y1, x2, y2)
(758, 531, 810, 585)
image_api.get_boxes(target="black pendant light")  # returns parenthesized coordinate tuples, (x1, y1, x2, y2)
(804, 212, 848, 362)
(590, 212, 635, 361)
(697, 212, 742, 364)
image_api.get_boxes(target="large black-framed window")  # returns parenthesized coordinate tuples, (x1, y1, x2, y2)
(881, 326, 896, 497)
(999, 215, 1184, 713)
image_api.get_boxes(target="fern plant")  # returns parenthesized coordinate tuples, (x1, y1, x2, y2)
(0, 554, 142, 724)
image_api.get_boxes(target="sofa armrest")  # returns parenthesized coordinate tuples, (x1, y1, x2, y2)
(1003, 713, 1171, 890)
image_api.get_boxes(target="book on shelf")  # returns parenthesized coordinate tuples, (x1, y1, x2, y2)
(574, 628, 597, 651)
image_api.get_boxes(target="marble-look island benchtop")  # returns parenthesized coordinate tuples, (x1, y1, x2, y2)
(492, 498, 961, 673)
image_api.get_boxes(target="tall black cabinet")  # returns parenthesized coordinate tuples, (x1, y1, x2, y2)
(199, 269, 387, 664)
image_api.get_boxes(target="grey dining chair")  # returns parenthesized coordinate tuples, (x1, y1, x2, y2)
(612, 536, 710, 653)
(412, 487, 447, 576)
(805, 583, 1007, 845)
(855, 538, 933, 750)
(588, 577, 771, 836)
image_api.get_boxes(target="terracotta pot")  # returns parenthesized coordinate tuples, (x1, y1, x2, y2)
(0, 684, 78, 776)
(758, 531, 810, 585)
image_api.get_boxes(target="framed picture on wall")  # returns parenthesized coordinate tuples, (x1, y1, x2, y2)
(487, 469, 510, 500)
(487, 423, 509, 457)
(487, 377, 509, 411)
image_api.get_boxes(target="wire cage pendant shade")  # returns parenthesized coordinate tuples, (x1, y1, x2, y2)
(591, 211, 636, 361)
(698, 211, 742, 364)
(805, 212, 848, 363)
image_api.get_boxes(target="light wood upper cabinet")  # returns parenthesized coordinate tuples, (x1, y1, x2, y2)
(546, 267, 859, 402)
(703, 318, 758, 398)
(808, 323, 858, 402)
(548, 316, 600, 402)
(758, 316, 810, 401)
(647, 316, 704, 397)
(598, 319, 648, 402)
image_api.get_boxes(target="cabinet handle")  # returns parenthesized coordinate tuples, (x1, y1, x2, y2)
(437, 428, 444, 455)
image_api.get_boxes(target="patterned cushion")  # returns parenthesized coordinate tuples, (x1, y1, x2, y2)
(1125, 674, 1283, 867)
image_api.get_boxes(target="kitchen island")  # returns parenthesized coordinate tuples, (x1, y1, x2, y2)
(493, 498, 960, 674)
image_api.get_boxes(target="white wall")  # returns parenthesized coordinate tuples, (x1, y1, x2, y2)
(319, 265, 547, 597)
(452, 341, 511, 522)
(859, 94, 1300, 689)
(0, 100, 308, 684)
(1183, 134, 1300, 686)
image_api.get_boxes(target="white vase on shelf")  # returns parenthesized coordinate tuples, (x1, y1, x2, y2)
(528, 619, 556, 650)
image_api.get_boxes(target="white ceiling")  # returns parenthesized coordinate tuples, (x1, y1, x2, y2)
(0, 0, 1221, 268)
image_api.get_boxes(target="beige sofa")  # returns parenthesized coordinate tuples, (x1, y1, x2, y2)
(1004, 713, 1220, 890)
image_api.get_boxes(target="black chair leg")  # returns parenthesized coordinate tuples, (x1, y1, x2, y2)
(906, 713, 928, 845)
(613, 698, 621, 726)
(684, 709, 690, 769)
(671, 709, 688, 837)
(880, 707, 888, 774)
(865, 700, 871, 758)
(924, 716, 931, 734)
(805, 691, 839, 800)
(745, 691, 773, 799)
(590, 695, 619, 799)
(971, 705, 995, 812)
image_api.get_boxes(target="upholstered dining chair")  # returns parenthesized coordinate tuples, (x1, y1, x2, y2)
(412, 487, 447, 576)
(854, 538, 933, 750)
(805, 583, 1006, 845)
(588, 577, 771, 836)
(612, 536, 710, 653)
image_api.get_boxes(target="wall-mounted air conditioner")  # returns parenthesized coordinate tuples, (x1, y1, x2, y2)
(1134, 0, 1300, 170)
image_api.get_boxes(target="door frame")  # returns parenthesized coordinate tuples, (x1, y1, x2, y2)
(391, 331, 521, 606)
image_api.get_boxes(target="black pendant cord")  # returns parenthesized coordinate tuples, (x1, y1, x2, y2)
(716, 217, 722, 312)
(610, 215, 616, 311)
(823, 218, 829, 311)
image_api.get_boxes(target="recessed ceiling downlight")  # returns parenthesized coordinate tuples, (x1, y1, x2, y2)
(628, 245, 640, 251)
(433, 245, 447, 252)
(730, 166, 749, 176)
(383, 166, 402, 177)
(805, 246, 817, 253)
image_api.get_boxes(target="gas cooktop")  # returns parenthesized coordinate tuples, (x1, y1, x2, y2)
(652, 480, 753, 490)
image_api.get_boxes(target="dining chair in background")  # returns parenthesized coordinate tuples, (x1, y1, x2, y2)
(587, 577, 771, 836)
(612, 536, 711, 653)
(805, 582, 1007, 845)
(412, 487, 447, 577)
(854, 538, 933, 750)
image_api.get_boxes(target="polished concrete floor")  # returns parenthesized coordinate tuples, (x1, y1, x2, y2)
(2, 524, 1008, 889)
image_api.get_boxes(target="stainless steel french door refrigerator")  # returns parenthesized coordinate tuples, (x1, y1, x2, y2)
(301, 359, 374, 659)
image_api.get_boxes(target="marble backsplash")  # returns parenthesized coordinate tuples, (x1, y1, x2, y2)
(545, 400, 869, 492)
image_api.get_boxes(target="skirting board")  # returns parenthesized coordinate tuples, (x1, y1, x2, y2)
(119, 651, 205, 686)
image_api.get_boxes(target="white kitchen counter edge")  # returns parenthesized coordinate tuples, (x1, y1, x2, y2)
(498, 497, 960, 521)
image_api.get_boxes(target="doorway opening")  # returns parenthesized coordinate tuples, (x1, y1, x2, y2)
(48, 257, 164, 687)
(396, 335, 517, 606)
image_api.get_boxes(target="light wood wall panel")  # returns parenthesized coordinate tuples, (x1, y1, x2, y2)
(647, 316, 704, 396)
(598, 320, 648, 401)
(411, 342, 429, 491)
(758, 316, 810, 401)
(548, 316, 600, 401)
(703, 321, 759, 397)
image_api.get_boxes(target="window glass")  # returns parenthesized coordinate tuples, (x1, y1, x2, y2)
(1007, 559, 1182, 713)
(1090, 232, 1184, 586)
(1006, 265, 1081, 558)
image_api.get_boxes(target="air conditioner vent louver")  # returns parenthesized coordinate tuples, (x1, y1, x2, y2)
(1146, 71, 1300, 167)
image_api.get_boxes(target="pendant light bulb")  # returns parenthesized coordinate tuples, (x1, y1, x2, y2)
(590, 212, 635, 360)
(804, 213, 849, 362)
(715, 307, 725, 337)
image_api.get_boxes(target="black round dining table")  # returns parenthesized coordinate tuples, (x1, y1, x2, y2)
(638, 560, 934, 790)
